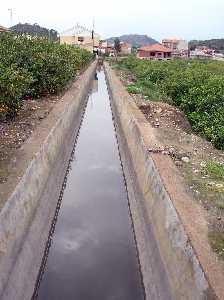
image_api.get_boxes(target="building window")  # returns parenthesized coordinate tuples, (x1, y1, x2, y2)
(78, 36, 84, 42)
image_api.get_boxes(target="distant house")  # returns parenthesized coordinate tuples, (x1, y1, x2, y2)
(137, 44, 172, 60)
(162, 38, 189, 58)
(190, 49, 211, 59)
(0, 25, 10, 33)
(60, 23, 100, 52)
(99, 40, 108, 48)
(120, 42, 132, 55)
(189, 47, 223, 60)
(106, 45, 115, 56)
(99, 40, 108, 54)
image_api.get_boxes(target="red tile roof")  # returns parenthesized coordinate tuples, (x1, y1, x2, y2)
(139, 44, 172, 53)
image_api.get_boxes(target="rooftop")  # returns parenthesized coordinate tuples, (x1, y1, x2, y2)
(60, 23, 100, 38)
(139, 44, 172, 52)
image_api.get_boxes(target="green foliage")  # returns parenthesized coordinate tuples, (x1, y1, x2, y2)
(117, 56, 224, 149)
(114, 38, 121, 53)
(0, 33, 93, 117)
(0, 63, 33, 115)
(205, 161, 224, 180)
(126, 84, 141, 94)
(217, 201, 224, 210)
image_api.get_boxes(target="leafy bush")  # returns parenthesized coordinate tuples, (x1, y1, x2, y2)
(205, 161, 224, 179)
(0, 33, 93, 117)
(117, 56, 224, 149)
(126, 84, 141, 94)
(0, 63, 33, 115)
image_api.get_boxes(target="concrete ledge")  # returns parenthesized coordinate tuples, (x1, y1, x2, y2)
(0, 61, 97, 300)
(105, 62, 223, 300)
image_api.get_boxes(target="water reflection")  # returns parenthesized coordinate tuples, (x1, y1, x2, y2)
(35, 70, 144, 300)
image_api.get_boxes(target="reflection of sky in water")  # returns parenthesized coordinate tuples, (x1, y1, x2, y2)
(37, 71, 144, 300)
(57, 227, 99, 253)
(88, 164, 120, 172)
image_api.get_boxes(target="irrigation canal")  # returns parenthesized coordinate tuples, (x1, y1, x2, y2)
(33, 69, 145, 299)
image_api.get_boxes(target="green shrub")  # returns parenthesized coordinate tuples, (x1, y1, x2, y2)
(205, 161, 224, 180)
(126, 84, 141, 94)
(116, 56, 224, 149)
(0, 33, 93, 117)
(0, 63, 33, 115)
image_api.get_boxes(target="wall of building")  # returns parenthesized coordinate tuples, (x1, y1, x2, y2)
(177, 40, 188, 51)
(60, 35, 76, 45)
(162, 39, 188, 52)
(137, 50, 171, 60)
(60, 34, 100, 52)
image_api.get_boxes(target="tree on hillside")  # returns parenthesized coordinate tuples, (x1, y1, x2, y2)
(10, 23, 58, 41)
(114, 38, 121, 54)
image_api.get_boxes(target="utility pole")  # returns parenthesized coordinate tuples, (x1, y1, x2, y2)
(92, 18, 95, 54)
(8, 8, 13, 27)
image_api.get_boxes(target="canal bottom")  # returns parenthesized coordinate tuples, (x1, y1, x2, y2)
(35, 69, 144, 300)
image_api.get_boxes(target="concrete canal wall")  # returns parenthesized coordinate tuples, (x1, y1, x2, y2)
(0, 61, 97, 300)
(104, 62, 224, 300)
(1, 59, 223, 300)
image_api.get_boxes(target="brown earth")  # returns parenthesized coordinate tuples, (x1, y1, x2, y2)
(116, 67, 224, 261)
(0, 96, 59, 185)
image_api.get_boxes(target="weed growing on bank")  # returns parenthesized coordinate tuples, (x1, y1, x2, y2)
(205, 161, 224, 180)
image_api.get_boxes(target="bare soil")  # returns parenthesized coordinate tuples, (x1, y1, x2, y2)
(0, 96, 60, 184)
(116, 68, 224, 260)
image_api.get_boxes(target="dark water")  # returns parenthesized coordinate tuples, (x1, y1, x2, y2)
(36, 70, 144, 300)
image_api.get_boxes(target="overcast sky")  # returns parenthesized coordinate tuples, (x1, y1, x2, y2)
(1, 0, 223, 41)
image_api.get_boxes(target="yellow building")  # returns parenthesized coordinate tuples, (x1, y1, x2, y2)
(60, 23, 100, 52)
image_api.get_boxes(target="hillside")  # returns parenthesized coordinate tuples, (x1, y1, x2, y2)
(189, 39, 224, 52)
(10, 23, 58, 41)
(107, 34, 158, 47)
